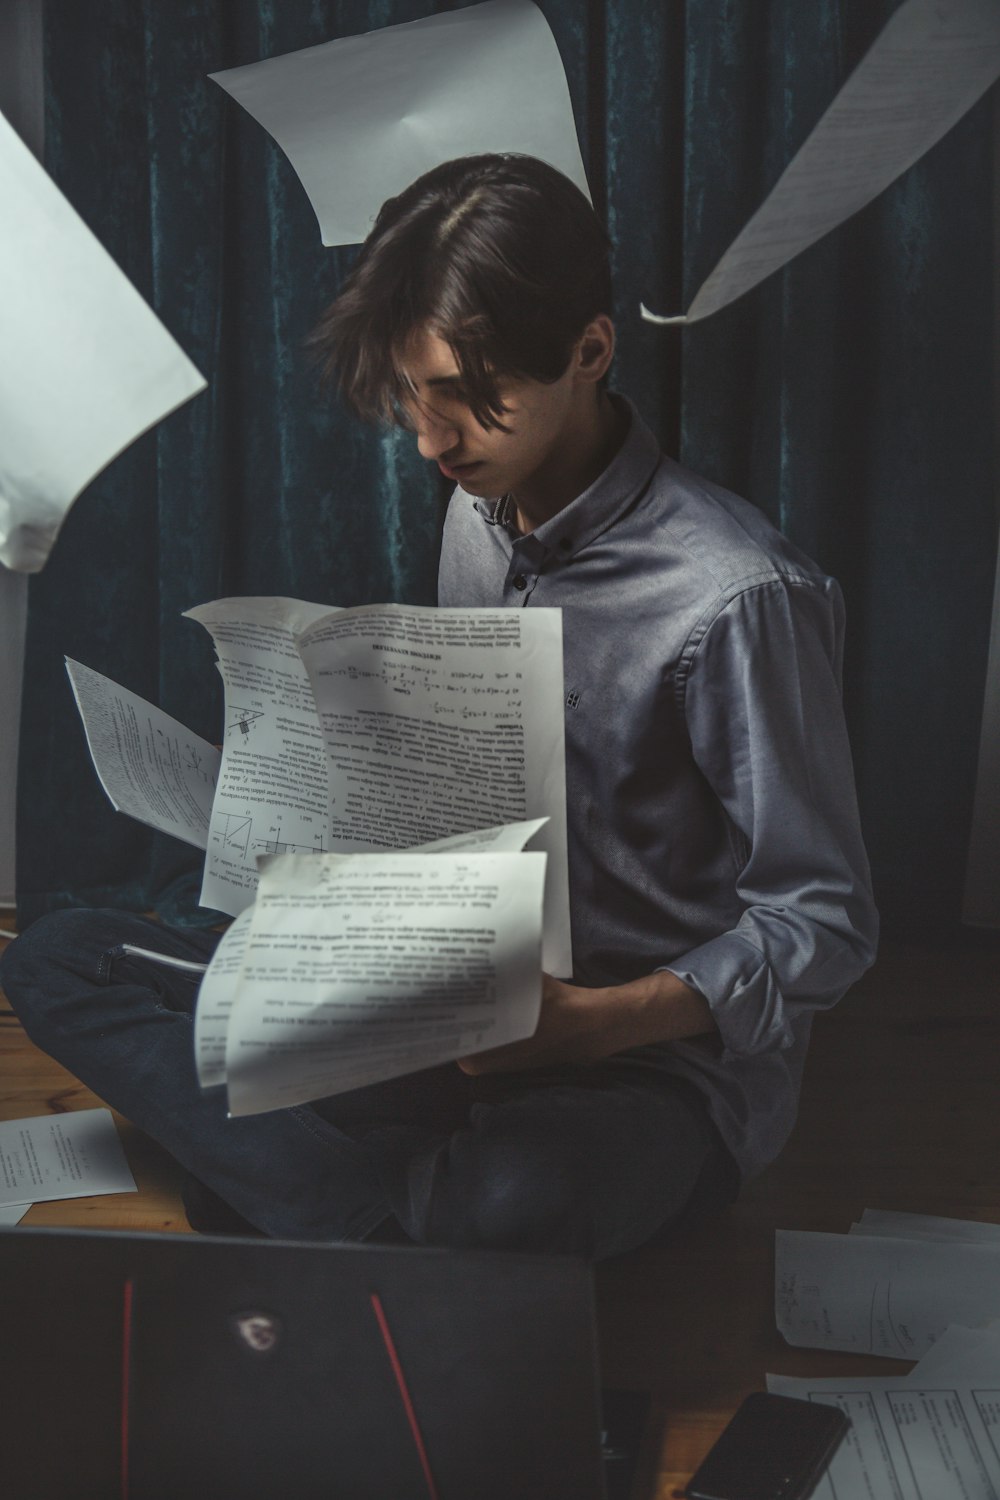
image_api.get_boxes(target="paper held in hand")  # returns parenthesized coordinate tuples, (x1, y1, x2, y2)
(182, 597, 570, 978)
(68, 598, 572, 1112)
(195, 820, 548, 1116)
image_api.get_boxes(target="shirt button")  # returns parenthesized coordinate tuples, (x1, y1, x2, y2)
(512, 574, 528, 591)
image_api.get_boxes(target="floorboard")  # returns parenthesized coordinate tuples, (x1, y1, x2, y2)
(2, 925, 997, 1496)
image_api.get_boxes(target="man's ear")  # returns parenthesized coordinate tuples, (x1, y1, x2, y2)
(573, 314, 616, 385)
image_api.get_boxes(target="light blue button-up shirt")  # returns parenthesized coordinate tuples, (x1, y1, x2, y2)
(438, 398, 878, 1179)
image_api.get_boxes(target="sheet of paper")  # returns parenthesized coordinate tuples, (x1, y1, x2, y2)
(851, 1210, 1000, 1245)
(209, 0, 588, 247)
(0, 1108, 136, 1206)
(767, 1371, 1000, 1500)
(184, 597, 334, 915)
(0, 109, 205, 572)
(642, 0, 1000, 326)
(222, 849, 546, 1115)
(192, 816, 549, 1090)
(65, 658, 220, 850)
(409, 816, 549, 856)
(0, 1204, 30, 1226)
(193, 905, 255, 1089)
(298, 603, 571, 975)
(908, 1325, 1000, 1384)
(776, 1230, 1000, 1358)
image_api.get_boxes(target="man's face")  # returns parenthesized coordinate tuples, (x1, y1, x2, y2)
(397, 327, 577, 500)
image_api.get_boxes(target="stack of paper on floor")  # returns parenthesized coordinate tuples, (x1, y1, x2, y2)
(770, 1210, 1000, 1500)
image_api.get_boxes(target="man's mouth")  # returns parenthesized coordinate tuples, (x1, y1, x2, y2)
(438, 459, 483, 483)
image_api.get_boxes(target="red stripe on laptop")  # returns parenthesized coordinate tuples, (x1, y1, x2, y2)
(370, 1291, 440, 1500)
(121, 1279, 134, 1500)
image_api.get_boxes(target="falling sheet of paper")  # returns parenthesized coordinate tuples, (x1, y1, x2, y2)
(193, 816, 549, 1091)
(767, 1370, 1000, 1500)
(776, 1229, 1000, 1358)
(0, 1108, 136, 1206)
(0, 109, 205, 572)
(209, 0, 589, 246)
(66, 658, 221, 850)
(851, 1210, 1000, 1245)
(642, 0, 1000, 326)
(220, 847, 547, 1115)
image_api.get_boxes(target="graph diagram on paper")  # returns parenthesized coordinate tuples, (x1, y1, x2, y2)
(228, 705, 265, 741)
(211, 814, 327, 863)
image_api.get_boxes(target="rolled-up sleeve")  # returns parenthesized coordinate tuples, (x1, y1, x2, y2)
(662, 576, 879, 1059)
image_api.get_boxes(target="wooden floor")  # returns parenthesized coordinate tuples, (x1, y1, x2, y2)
(2, 922, 998, 1496)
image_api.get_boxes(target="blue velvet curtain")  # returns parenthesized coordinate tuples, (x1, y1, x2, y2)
(17, 0, 997, 938)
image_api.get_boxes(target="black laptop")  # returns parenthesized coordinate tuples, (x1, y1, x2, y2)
(0, 1227, 649, 1500)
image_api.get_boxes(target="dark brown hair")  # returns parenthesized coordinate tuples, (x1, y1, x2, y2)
(310, 154, 612, 430)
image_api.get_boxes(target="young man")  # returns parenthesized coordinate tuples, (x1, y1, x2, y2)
(2, 154, 877, 1260)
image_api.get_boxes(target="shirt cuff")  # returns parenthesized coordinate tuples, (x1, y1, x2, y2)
(661, 930, 795, 1059)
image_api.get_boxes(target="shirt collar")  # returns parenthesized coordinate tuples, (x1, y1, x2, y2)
(468, 395, 661, 560)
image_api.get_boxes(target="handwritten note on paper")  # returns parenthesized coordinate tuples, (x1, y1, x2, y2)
(0, 109, 205, 573)
(775, 1229, 1000, 1358)
(642, 0, 1000, 327)
(66, 658, 221, 851)
(209, 0, 589, 247)
(0, 1108, 136, 1207)
(221, 848, 547, 1116)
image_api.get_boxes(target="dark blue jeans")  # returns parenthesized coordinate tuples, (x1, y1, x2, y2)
(1, 909, 738, 1259)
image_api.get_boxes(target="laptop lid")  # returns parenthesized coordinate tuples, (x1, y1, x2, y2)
(1, 1226, 608, 1500)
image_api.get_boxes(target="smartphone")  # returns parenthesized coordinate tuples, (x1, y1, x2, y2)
(684, 1392, 849, 1500)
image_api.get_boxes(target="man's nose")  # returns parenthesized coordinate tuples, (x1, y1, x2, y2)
(414, 407, 461, 462)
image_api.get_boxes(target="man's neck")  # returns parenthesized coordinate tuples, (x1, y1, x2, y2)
(512, 392, 627, 535)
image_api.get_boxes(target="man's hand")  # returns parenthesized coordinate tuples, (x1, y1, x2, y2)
(457, 968, 716, 1076)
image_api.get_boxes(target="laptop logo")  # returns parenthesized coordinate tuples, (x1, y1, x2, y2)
(231, 1311, 283, 1354)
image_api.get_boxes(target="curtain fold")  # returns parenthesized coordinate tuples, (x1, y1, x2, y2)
(17, 0, 996, 938)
